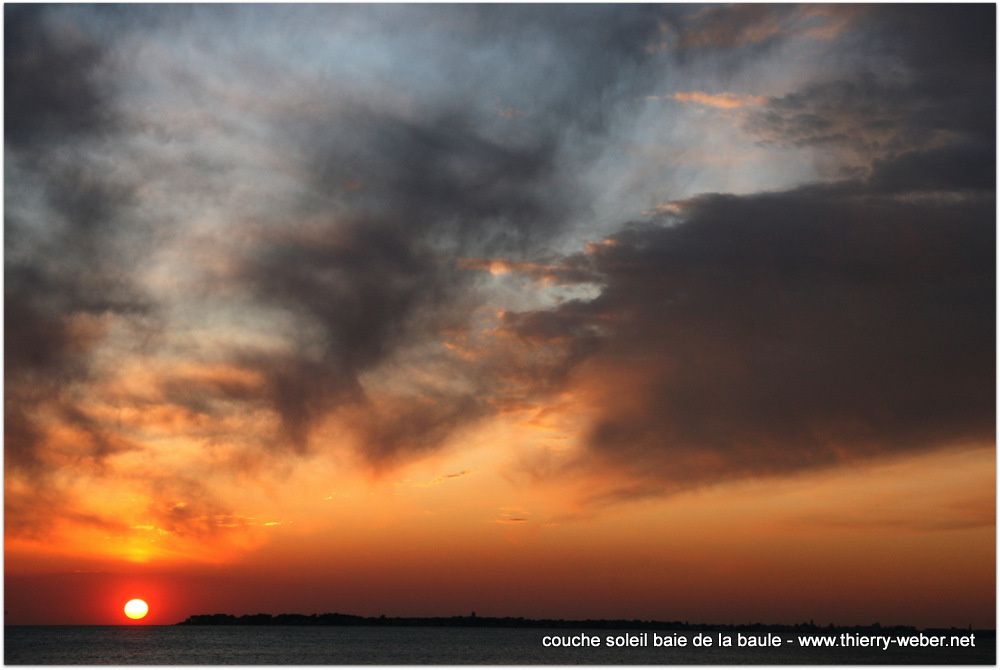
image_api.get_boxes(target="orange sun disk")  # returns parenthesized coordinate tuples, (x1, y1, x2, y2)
(124, 598, 149, 620)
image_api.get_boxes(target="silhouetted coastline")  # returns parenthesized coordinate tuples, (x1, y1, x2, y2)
(176, 612, 994, 637)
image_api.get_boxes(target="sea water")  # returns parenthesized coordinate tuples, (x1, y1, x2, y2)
(4, 625, 995, 664)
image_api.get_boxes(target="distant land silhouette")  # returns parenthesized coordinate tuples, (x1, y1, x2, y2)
(177, 612, 994, 636)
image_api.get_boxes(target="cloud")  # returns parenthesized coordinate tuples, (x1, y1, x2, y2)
(403, 470, 472, 489)
(4, 5, 672, 477)
(214, 5, 671, 460)
(4, 483, 131, 541)
(669, 91, 766, 109)
(343, 391, 490, 468)
(867, 141, 995, 194)
(4, 4, 994, 522)
(231, 113, 548, 453)
(745, 76, 980, 158)
(665, 4, 864, 51)
(498, 154, 993, 496)
(671, 5, 789, 50)
(5, 7, 151, 475)
(745, 5, 994, 168)
(4, 5, 119, 149)
(495, 508, 530, 524)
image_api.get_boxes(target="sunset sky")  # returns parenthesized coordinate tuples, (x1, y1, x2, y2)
(4, 4, 995, 627)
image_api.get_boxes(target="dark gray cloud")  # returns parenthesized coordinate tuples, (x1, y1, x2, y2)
(4, 5, 119, 149)
(867, 141, 995, 194)
(5, 6, 147, 473)
(746, 5, 994, 165)
(669, 4, 799, 50)
(655, 4, 865, 68)
(233, 110, 565, 454)
(5, 4, 674, 468)
(348, 391, 488, 467)
(502, 164, 994, 494)
(221, 6, 673, 458)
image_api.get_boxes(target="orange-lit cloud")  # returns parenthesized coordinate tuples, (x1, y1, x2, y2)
(662, 4, 865, 51)
(669, 90, 767, 109)
(458, 257, 563, 283)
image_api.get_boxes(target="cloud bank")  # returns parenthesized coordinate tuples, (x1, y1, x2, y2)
(4, 4, 994, 526)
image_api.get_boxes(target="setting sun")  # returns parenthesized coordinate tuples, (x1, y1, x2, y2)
(123, 599, 149, 620)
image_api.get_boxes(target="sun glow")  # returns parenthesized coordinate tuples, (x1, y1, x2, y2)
(123, 598, 149, 620)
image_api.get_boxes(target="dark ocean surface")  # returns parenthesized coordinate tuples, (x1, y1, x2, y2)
(4, 625, 995, 665)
